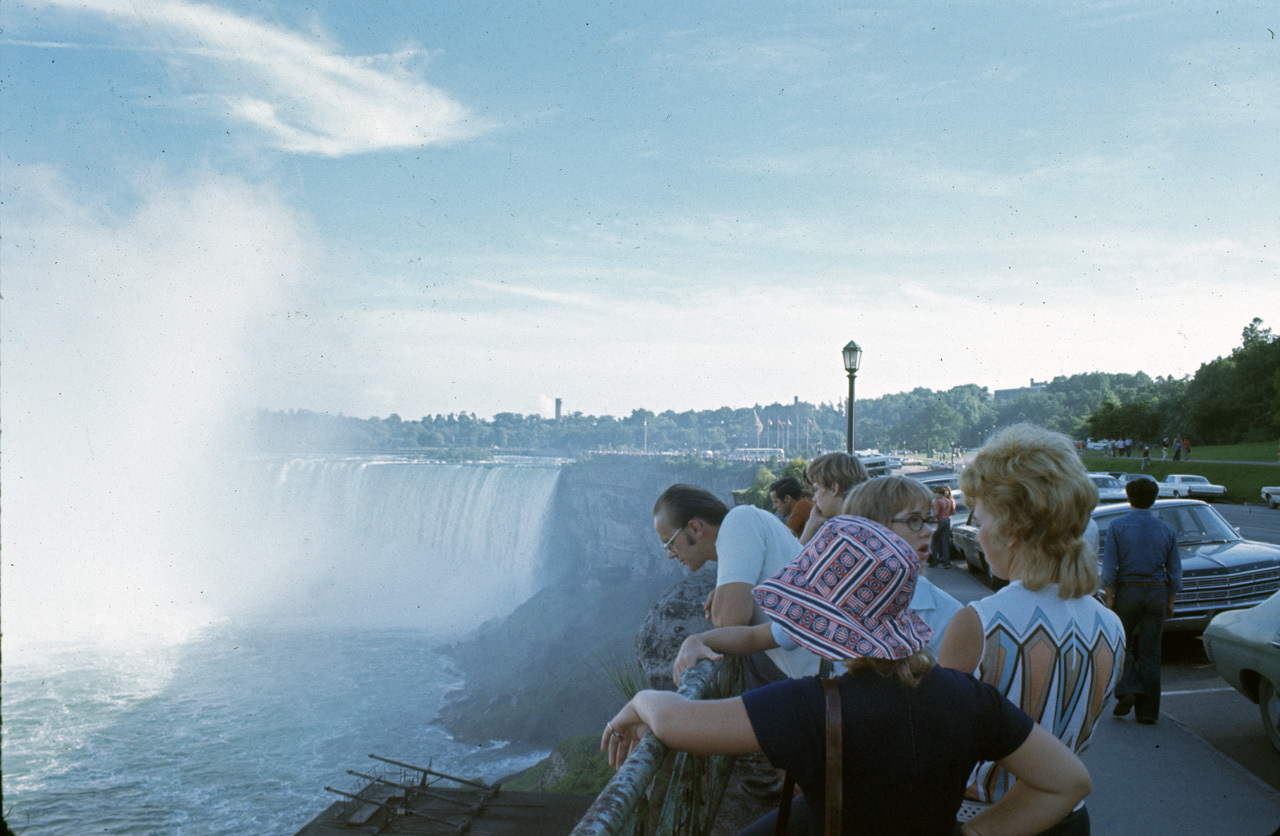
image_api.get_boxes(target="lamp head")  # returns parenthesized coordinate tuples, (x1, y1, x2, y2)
(842, 340, 862, 373)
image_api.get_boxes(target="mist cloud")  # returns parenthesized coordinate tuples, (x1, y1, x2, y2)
(1, 165, 313, 646)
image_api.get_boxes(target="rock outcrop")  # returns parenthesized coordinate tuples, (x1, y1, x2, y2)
(634, 570, 717, 690)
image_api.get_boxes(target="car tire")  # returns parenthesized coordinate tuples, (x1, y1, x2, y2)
(1261, 680, 1280, 755)
(1269, 495, 1278, 510)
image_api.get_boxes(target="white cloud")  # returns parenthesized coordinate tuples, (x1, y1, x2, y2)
(35, 0, 488, 155)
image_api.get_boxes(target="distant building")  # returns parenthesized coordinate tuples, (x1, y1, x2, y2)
(993, 378, 1048, 402)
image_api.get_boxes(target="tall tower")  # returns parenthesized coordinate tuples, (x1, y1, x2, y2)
(555, 398, 562, 422)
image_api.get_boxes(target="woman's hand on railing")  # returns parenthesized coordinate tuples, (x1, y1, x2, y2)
(673, 635, 723, 686)
(601, 701, 651, 769)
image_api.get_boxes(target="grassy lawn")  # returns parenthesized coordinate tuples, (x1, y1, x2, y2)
(1083, 448, 1279, 505)
(1176, 440, 1280, 462)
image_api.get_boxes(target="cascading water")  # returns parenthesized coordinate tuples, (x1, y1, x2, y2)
(1, 458, 565, 836)
(223, 457, 564, 631)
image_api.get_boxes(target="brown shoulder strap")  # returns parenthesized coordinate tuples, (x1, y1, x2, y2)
(773, 773, 795, 836)
(821, 677, 843, 836)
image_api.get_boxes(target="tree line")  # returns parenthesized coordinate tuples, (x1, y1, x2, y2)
(242, 319, 1278, 456)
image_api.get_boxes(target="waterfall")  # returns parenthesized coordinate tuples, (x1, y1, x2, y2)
(221, 458, 564, 632)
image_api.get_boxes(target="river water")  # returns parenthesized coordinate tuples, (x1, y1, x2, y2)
(2, 627, 547, 835)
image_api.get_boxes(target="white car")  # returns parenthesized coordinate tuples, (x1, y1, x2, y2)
(1087, 473, 1129, 503)
(1263, 487, 1280, 510)
(1162, 474, 1227, 500)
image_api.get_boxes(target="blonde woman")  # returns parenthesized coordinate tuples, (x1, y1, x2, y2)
(938, 424, 1124, 836)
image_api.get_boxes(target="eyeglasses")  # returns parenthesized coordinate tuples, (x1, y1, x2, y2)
(661, 523, 688, 553)
(889, 515, 938, 532)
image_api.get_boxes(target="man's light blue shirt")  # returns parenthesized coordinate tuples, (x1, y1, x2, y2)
(1102, 508, 1182, 591)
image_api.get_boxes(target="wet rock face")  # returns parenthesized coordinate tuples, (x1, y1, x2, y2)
(634, 570, 717, 691)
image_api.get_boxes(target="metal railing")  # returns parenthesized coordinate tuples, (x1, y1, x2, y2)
(569, 657, 745, 836)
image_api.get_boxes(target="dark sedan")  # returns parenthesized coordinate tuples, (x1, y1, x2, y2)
(951, 499, 1280, 630)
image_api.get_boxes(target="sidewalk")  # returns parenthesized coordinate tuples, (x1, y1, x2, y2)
(1086, 711, 1280, 835)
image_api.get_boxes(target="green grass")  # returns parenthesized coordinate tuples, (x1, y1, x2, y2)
(1082, 455, 1280, 504)
(1183, 441, 1280, 462)
(591, 652, 649, 703)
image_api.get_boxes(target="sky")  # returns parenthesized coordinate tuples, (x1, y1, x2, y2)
(3, 0, 1279, 426)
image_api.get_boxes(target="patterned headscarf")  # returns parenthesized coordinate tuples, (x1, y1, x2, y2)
(753, 516, 932, 661)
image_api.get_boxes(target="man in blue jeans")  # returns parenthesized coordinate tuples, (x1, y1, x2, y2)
(1101, 478, 1182, 725)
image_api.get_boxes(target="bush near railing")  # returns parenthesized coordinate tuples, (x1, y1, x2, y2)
(570, 657, 745, 836)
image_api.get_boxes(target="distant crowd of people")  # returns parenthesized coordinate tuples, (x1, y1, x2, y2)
(603, 423, 1183, 836)
(1085, 435, 1193, 464)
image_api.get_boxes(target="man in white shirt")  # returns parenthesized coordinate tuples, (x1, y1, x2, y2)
(653, 483, 820, 685)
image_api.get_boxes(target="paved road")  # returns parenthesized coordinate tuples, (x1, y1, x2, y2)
(1219, 503, 1280, 544)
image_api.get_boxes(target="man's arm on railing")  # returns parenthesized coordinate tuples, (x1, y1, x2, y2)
(672, 623, 776, 685)
(603, 691, 761, 767)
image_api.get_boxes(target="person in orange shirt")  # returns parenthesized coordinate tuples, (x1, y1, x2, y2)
(768, 476, 813, 539)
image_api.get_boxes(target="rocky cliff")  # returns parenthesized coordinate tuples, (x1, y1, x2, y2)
(435, 456, 759, 747)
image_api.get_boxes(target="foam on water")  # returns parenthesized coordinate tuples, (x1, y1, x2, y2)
(2, 626, 547, 836)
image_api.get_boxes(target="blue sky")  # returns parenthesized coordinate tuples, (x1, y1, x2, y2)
(4, 0, 1279, 423)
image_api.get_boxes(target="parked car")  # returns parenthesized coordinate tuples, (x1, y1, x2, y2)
(1109, 472, 1176, 497)
(1262, 487, 1280, 510)
(1203, 590, 1280, 753)
(1087, 473, 1129, 503)
(951, 499, 1280, 630)
(1161, 474, 1227, 500)
(1094, 499, 1280, 630)
(856, 453, 893, 478)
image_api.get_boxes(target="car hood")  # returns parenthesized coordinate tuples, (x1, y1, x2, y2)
(1181, 540, 1280, 572)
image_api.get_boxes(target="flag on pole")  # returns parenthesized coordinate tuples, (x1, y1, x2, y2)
(754, 410, 764, 433)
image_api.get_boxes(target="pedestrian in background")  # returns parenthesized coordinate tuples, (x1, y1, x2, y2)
(928, 485, 956, 569)
(1102, 477, 1182, 726)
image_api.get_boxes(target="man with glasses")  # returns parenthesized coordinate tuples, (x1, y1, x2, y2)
(653, 483, 821, 688)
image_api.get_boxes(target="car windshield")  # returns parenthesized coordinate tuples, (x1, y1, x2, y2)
(1181, 476, 1209, 484)
(1095, 504, 1240, 546)
(1091, 476, 1122, 489)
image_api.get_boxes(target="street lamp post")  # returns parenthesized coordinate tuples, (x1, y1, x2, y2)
(842, 340, 862, 454)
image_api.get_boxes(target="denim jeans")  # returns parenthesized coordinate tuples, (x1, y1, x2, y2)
(930, 518, 952, 567)
(1114, 585, 1166, 721)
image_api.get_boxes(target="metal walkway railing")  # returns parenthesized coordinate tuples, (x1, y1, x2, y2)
(569, 657, 745, 836)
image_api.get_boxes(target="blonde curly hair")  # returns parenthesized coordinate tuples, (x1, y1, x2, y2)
(959, 423, 1100, 599)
